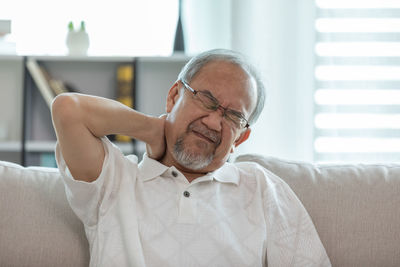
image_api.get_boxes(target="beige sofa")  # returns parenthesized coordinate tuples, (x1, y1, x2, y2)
(0, 155, 399, 267)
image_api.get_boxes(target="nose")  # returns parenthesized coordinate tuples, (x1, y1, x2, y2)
(201, 107, 224, 132)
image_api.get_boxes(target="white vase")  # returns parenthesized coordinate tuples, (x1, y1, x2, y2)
(66, 30, 89, 56)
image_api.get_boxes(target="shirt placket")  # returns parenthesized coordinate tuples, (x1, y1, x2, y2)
(168, 168, 199, 224)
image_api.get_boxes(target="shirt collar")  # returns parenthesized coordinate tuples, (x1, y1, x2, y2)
(138, 153, 169, 182)
(209, 162, 240, 185)
(138, 153, 240, 185)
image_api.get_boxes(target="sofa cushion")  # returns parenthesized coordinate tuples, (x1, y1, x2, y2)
(0, 160, 89, 267)
(235, 154, 400, 267)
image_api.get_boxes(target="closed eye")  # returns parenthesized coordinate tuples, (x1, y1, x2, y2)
(227, 109, 245, 120)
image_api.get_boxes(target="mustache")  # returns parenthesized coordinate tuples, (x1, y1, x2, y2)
(188, 122, 221, 145)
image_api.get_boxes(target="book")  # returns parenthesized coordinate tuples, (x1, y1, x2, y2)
(26, 59, 75, 109)
(115, 64, 134, 142)
(26, 59, 55, 109)
(40, 67, 70, 95)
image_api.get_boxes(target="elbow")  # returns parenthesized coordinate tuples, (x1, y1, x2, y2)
(51, 93, 81, 126)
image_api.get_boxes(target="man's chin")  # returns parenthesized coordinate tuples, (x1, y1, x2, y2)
(172, 148, 213, 171)
(172, 133, 218, 171)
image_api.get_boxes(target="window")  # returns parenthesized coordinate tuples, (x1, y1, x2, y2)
(0, 0, 178, 56)
(314, 0, 400, 163)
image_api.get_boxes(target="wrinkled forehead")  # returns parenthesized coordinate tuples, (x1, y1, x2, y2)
(192, 61, 257, 115)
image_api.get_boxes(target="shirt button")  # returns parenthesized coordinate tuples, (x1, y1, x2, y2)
(183, 191, 190, 198)
(172, 171, 178, 177)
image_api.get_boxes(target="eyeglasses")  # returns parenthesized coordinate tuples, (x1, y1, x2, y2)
(181, 80, 250, 129)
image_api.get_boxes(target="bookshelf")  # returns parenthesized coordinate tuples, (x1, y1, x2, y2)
(0, 56, 24, 165)
(0, 55, 189, 166)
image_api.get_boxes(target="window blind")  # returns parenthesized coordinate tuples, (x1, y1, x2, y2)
(313, 0, 400, 163)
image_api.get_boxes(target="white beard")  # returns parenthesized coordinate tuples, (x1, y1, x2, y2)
(172, 136, 214, 170)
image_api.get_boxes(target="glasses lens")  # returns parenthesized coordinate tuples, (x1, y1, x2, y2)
(192, 89, 248, 129)
(196, 92, 218, 110)
(225, 111, 245, 128)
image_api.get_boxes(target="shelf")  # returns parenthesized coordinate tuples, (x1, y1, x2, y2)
(0, 55, 23, 61)
(26, 141, 56, 152)
(115, 142, 135, 154)
(0, 54, 191, 62)
(0, 141, 21, 152)
(0, 54, 186, 166)
(23, 141, 134, 154)
(28, 55, 134, 62)
(138, 54, 190, 62)
(22, 54, 191, 63)
(25, 54, 190, 63)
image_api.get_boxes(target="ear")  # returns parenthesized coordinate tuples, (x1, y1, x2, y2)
(230, 128, 251, 153)
(166, 81, 181, 113)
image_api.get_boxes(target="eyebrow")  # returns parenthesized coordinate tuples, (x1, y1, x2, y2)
(200, 89, 216, 99)
(198, 88, 246, 117)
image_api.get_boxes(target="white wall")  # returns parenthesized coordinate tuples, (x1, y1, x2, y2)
(180, 0, 317, 161)
(182, 0, 232, 55)
(230, 0, 316, 161)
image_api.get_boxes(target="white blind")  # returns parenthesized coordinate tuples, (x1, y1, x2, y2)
(313, 0, 400, 163)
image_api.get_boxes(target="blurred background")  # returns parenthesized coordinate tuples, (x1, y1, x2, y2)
(0, 0, 400, 166)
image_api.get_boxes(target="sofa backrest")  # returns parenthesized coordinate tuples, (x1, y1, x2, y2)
(1, 156, 400, 267)
(235, 154, 400, 267)
(0, 160, 89, 267)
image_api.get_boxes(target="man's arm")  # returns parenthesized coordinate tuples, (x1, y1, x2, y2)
(51, 93, 165, 183)
(261, 168, 331, 266)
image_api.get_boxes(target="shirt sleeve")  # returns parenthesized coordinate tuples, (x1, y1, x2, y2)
(55, 136, 138, 227)
(261, 168, 331, 267)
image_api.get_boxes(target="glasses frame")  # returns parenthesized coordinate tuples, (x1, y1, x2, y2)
(180, 80, 250, 129)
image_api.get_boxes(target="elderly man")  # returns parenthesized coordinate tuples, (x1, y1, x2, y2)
(52, 49, 331, 266)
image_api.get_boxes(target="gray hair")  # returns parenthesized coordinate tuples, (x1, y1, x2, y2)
(177, 48, 266, 126)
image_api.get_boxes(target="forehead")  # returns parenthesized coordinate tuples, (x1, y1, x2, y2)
(189, 61, 257, 115)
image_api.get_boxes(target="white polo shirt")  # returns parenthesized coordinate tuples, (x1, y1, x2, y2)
(56, 137, 331, 267)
